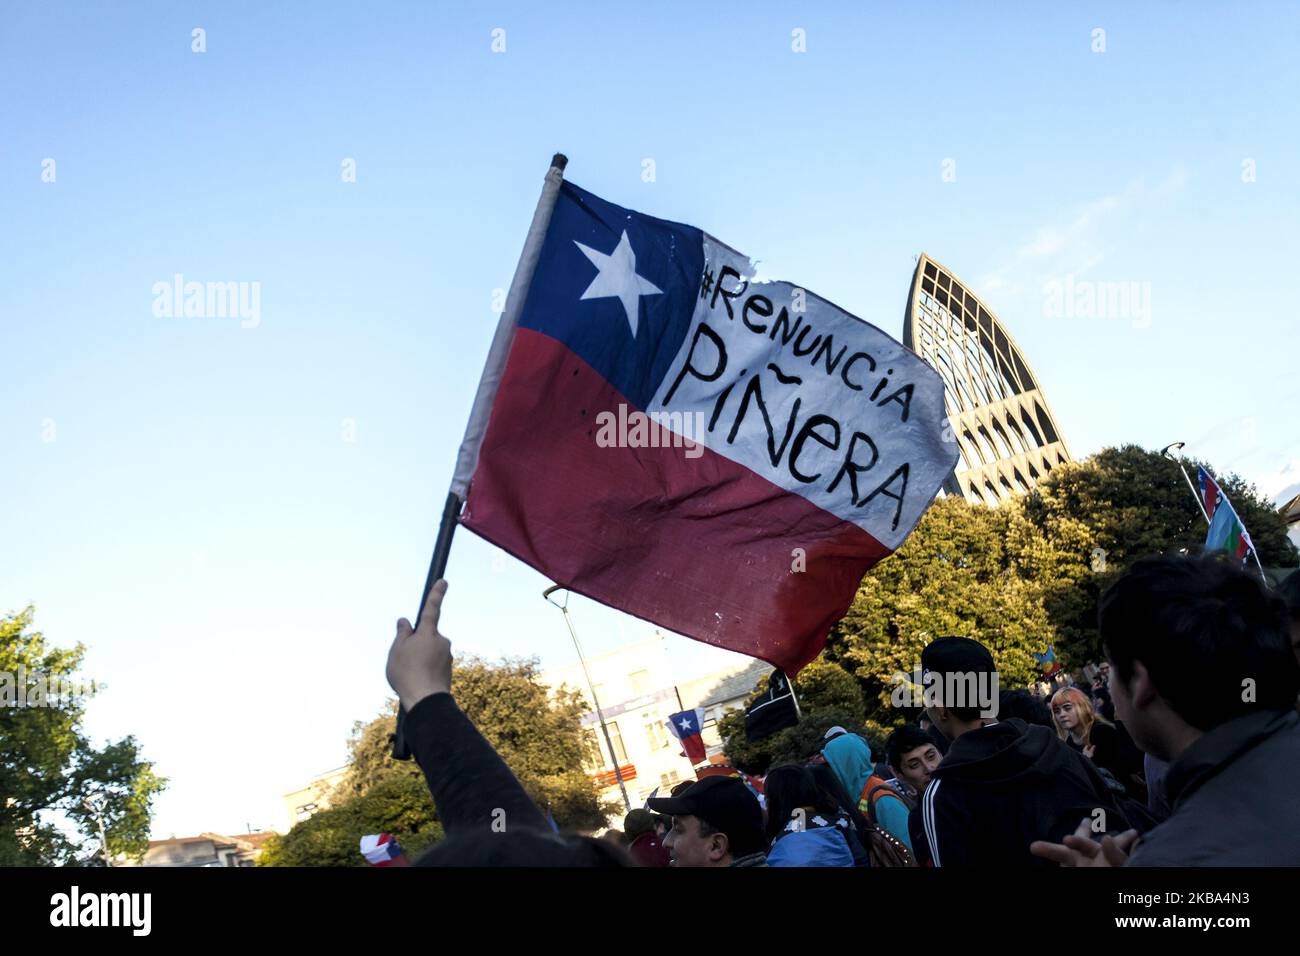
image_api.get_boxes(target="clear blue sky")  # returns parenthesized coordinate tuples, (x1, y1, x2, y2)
(2, 2, 1297, 840)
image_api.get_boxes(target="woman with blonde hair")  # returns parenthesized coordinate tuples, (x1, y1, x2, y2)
(1051, 686, 1146, 801)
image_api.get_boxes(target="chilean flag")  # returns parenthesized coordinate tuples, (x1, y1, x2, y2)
(667, 707, 708, 764)
(359, 833, 409, 867)
(454, 173, 956, 674)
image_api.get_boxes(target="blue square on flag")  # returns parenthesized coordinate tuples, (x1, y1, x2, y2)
(518, 182, 704, 409)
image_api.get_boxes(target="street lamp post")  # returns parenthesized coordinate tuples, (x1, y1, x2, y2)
(543, 586, 633, 814)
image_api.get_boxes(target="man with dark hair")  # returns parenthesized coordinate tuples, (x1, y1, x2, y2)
(1034, 554, 1300, 866)
(886, 724, 942, 799)
(647, 776, 767, 867)
(916, 712, 949, 756)
(917, 637, 1130, 867)
(888, 723, 943, 864)
(998, 688, 1054, 729)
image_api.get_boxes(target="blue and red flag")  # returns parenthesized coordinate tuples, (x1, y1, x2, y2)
(454, 176, 957, 673)
(1032, 646, 1062, 678)
(666, 707, 708, 764)
(1197, 467, 1254, 562)
(359, 833, 409, 867)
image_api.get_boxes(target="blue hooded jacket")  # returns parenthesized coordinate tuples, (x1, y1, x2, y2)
(823, 733, 914, 852)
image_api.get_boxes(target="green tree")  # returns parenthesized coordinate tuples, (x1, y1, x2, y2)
(257, 775, 443, 867)
(260, 656, 607, 866)
(826, 495, 1078, 729)
(1021, 445, 1298, 660)
(719, 657, 870, 774)
(1, 607, 166, 866)
(728, 444, 1299, 774)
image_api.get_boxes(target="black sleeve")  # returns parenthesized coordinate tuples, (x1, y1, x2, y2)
(404, 692, 548, 835)
(1087, 722, 1120, 774)
(920, 779, 976, 867)
(908, 803, 932, 867)
(1113, 722, 1146, 779)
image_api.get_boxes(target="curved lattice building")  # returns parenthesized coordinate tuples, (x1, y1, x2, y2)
(903, 254, 1071, 505)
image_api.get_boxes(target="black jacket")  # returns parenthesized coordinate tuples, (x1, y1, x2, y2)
(916, 718, 1130, 867)
(405, 692, 547, 835)
(1127, 708, 1300, 866)
(1065, 720, 1147, 803)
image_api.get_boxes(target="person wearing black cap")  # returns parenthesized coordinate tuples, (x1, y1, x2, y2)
(647, 776, 768, 867)
(915, 636, 1131, 867)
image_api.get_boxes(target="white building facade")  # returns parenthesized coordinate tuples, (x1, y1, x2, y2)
(540, 635, 766, 816)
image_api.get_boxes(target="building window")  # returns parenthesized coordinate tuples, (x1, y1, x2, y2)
(628, 669, 652, 696)
(645, 718, 669, 750)
(581, 730, 605, 771)
(660, 771, 682, 790)
(585, 724, 629, 768)
(606, 722, 627, 764)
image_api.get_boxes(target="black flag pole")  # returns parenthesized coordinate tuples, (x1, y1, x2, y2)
(392, 153, 569, 760)
(391, 490, 462, 759)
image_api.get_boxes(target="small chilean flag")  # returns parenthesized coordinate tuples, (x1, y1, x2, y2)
(453, 172, 956, 674)
(359, 833, 409, 867)
(667, 708, 708, 764)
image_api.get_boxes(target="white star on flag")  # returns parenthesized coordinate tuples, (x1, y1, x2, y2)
(573, 230, 662, 337)
(678, 718, 693, 731)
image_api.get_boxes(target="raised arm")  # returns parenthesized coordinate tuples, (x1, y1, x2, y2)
(385, 580, 546, 835)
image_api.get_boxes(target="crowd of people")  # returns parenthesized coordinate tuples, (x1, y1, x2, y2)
(384, 553, 1300, 867)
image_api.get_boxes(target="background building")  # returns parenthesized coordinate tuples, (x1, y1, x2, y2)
(283, 766, 349, 831)
(116, 831, 275, 867)
(1279, 491, 1300, 550)
(904, 253, 1071, 504)
(540, 636, 765, 817)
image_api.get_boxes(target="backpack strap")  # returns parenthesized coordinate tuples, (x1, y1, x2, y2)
(860, 779, 912, 823)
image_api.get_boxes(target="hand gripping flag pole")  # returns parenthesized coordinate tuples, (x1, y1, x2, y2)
(392, 154, 569, 760)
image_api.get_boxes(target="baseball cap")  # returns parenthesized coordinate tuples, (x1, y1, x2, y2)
(920, 636, 998, 712)
(920, 636, 996, 678)
(646, 777, 764, 854)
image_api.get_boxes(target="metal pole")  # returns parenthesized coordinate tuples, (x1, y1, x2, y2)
(1161, 442, 1210, 525)
(544, 586, 632, 813)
